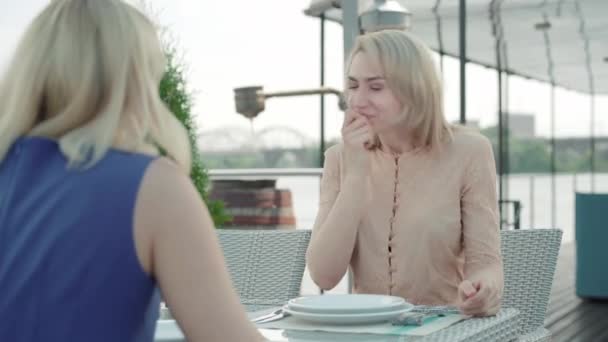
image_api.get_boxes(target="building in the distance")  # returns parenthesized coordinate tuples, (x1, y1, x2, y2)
(501, 112, 536, 138)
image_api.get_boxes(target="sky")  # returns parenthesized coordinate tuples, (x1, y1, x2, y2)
(1, 0, 606, 149)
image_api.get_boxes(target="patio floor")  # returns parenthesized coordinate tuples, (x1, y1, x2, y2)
(546, 242, 608, 342)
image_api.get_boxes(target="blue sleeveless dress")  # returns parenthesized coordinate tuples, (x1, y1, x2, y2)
(0, 136, 160, 341)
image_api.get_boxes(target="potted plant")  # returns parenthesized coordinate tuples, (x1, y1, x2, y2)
(159, 44, 231, 227)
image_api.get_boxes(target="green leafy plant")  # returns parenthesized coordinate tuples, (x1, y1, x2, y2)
(159, 45, 231, 227)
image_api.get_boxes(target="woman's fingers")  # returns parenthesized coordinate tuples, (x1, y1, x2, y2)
(342, 110, 358, 129)
(458, 280, 478, 302)
(345, 125, 372, 145)
(461, 286, 489, 310)
(343, 115, 373, 150)
(342, 116, 368, 134)
(459, 281, 500, 316)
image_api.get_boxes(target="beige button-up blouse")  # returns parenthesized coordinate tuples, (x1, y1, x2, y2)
(306, 129, 503, 306)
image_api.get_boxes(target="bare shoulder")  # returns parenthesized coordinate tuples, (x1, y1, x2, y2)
(141, 157, 196, 198)
(143, 156, 189, 185)
(137, 157, 208, 232)
(134, 157, 203, 275)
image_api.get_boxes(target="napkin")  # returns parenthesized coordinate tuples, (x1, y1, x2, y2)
(253, 312, 467, 337)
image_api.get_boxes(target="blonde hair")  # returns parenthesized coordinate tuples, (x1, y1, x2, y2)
(346, 30, 452, 150)
(0, 0, 191, 170)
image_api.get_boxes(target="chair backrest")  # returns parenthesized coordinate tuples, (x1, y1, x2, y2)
(500, 228, 562, 335)
(217, 229, 311, 310)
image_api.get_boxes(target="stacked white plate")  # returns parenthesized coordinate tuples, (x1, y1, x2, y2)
(284, 294, 413, 324)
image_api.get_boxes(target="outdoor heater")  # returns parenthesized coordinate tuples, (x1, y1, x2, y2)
(232, 0, 411, 167)
(233, 86, 346, 120)
(360, 0, 411, 32)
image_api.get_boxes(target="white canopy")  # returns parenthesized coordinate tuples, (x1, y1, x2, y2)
(304, 0, 608, 94)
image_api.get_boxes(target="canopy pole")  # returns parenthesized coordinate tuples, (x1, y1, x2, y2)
(490, 0, 505, 229)
(342, 1, 359, 62)
(590, 93, 596, 192)
(458, 0, 466, 125)
(550, 84, 556, 228)
(319, 14, 326, 168)
(538, 9, 557, 228)
(432, 0, 445, 80)
(574, 0, 597, 193)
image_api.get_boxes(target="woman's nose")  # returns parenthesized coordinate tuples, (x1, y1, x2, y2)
(348, 90, 368, 111)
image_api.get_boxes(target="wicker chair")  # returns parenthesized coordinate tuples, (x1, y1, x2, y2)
(501, 229, 562, 342)
(217, 229, 311, 312)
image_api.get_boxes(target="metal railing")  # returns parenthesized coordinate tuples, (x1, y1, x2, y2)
(207, 168, 604, 296)
(500, 199, 522, 230)
(209, 168, 323, 179)
(209, 168, 523, 230)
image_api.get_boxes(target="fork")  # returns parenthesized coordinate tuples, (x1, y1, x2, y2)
(250, 307, 290, 324)
(391, 306, 461, 326)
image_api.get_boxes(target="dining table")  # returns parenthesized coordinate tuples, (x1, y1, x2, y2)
(154, 306, 521, 341)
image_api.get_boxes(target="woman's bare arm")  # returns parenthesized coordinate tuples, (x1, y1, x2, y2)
(134, 158, 264, 342)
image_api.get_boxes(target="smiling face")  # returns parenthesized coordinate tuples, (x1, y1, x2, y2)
(344, 30, 451, 150)
(346, 52, 406, 134)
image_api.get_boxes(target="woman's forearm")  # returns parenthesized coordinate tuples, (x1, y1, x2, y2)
(307, 177, 368, 290)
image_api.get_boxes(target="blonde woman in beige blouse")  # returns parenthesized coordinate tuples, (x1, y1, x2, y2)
(306, 30, 503, 317)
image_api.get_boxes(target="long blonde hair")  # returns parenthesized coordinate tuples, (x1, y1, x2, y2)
(346, 30, 452, 150)
(0, 0, 191, 170)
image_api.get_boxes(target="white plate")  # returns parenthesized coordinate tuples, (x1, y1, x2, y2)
(283, 306, 412, 325)
(287, 294, 410, 314)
